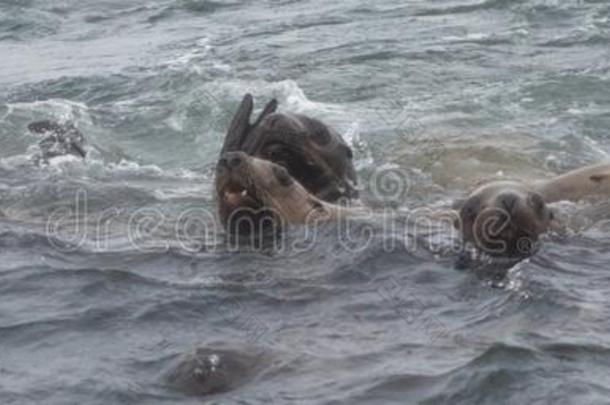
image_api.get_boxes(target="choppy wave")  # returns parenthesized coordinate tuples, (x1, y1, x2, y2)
(1, 0, 610, 404)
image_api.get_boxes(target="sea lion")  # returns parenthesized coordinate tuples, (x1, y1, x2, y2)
(221, 94, 358, 202)
(455, 163, 610, 257)
(216, 151, 343, 233)
(536, 164, 610, 203)
(165, 346, 269, 397)
(27, 120, 86, 163)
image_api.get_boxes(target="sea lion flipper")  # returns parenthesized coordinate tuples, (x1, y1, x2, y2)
(538, 164, 610, 203)
(28, 120, 64, 134)
(28, 120, 88, 161)
(222, 94, 254, 154)
(70, 141, 87, 158)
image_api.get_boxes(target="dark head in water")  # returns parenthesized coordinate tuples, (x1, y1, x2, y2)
(220, 94, 358, 202)
(216, 93, 357, 234)
(454, 181, 553, 257)
(454, 163, 610, 258)
(28, 120, 86, 162)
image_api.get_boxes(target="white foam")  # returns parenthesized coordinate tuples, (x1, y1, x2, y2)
(164, 37, 216, 74)
(47, 154, 82, 166)
(216, 79, 339, 116)
(343, 121, 360, 146)
(4, 98, 92, 125)
(0, 153, 32, 171)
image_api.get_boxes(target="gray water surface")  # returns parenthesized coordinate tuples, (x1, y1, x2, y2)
(1, 1, 610, 404)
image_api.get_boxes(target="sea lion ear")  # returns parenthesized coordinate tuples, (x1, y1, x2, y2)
(252, 98, 278, 128)
(222, 94, 254, 154)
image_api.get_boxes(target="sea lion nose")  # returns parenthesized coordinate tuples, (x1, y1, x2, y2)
(219, 152, 244, 168)
(498, 193, 519, 214)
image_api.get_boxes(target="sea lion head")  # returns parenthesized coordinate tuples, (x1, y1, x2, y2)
(221, 94, 358, 203)
(247, 113, 358, 202)
(455, 181, 554, 257)
(215, 151, 324, 233)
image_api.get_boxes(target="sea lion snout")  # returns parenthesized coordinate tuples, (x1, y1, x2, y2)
(497, 192, 519, 214)
(218, 151, 247, 169)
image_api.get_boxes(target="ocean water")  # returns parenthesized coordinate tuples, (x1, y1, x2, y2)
(1, 0, 610, 404)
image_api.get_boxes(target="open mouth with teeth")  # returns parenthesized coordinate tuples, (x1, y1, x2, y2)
(218, 177, 262, 210)
(216, 168, 280, 234)
(223, 182, 250, 207)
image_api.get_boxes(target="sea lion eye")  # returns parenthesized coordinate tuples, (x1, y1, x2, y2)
(265, 145, 293, 164)
(272, 166, 293, 187)
(528, 193, 546, 213)
(265, 145, 282, 159)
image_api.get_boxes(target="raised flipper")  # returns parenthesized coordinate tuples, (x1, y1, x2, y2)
(27, 120, 87, 160)
(220, 94, 278, 154)
(221, 94, 253, 154)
